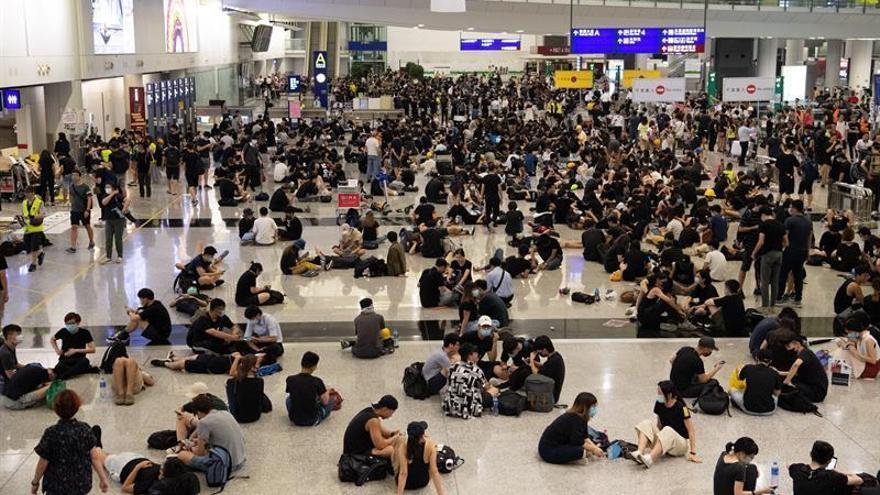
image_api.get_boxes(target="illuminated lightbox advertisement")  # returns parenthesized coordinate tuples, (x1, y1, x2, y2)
(164, 0, 199, 53)
(92, 0, 136, 54)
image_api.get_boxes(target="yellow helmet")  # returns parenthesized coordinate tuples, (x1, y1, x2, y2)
(566, 162, 576, 169)
(704, 188, 716, 198)
(381, 328, 392, 340)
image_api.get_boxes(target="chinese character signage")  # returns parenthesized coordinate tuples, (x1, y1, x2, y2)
(554, 71, 594, 89)
(459, 38, 521, 51)
(571, 27, 704, 54)
(722, 77, 776, 102)
(631, 78, 686, 103)
(313, 51, 329, 108)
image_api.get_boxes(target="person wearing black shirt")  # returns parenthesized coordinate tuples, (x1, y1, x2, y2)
(225, 354, 271, 423)
(50, 312, 97, 379)
(781, 334, 829, 402)
(186, 299, 241, 354)
(712, 437, 770, 495)
(412, 197, 437, 226)
(481, 167, 502, 226)
(286, 351, 337, 426)
(632, 380, 699, 468)
(342, 395, 399, 458)
(538, 392, 605, 464)
(164, 144, 181, 195)
(109, 144, 130, 189)
(418, 225, 447, 258)
(702, 280, 748, 337)
(730, 349, 782, 416)
(234, 262, 274, 307)
(473, 280, 510, 327)
(776, 145, 799, 197)
(2, 363, 53, 410)
(530, 336, 565, 404)
(122, 288, 172, 345)
(278, 207, 304, 243)
(752, 207, 785, 308)
(790, 441, 864, 495)
(503, 246, 535, 278)
(182, 143, 202, 206)
(535, 229, 563, 270)
(581, 222, 606, 262)
(669, 337, 723, 398)
(424, 176, 447, 203)
(779, 200, 812, 304)
(418, 258, 455, 308)
(238, 208, 256, 241)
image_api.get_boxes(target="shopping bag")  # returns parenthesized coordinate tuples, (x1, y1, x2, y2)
(730, 141, 742, 158)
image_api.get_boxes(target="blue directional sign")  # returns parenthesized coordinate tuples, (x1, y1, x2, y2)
(571, 27, 704, 55)
(312, 51, 329, 108)
(2, 89, 22, 110)
(459, 38, 521, 51)
(288, 75, 302, 93)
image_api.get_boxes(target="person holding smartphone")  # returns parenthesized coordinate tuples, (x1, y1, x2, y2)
(789, 440, 863, 494)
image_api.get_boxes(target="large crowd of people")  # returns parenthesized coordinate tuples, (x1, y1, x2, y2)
(1, 67, 879, 494)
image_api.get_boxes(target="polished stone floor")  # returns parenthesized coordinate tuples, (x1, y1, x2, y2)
(1, 339, 878, 494)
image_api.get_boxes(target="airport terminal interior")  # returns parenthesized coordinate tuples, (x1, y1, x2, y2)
(3, 0, 880, 494)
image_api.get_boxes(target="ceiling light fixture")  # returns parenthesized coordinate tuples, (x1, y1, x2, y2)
(466, 27, 474, 31)
(417, 23, 425, 27)
(515, 29, 524, 33)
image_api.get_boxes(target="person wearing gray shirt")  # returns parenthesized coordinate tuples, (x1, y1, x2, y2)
(177, 395, 246, 472)
(67, 170, 95, 253)
(351, 298, 387, 359)
(422, 334, 461, 396)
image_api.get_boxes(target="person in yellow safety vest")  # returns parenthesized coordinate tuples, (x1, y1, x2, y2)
(21, 186, 46, 273)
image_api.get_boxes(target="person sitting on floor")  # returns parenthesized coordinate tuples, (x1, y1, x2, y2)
(50, 312, 98, 379)
(341, 298, 391, 359)
(225, 354, 272, 423)
(712, 437, 774, 495)
(443, 343, 499, 419)
(239, 208, 256, 243)
(538, 392, 606, 464)
(393, 421, 446, 494)
(110, 356, 155, 407)
(422, 333, 461, 396)
(186, 298, 241, 354)
(730, 348, 781, 416)
(2, 359, 55, 410)
(173, 394, 247, 473)
(94, 449, 199, 495)
(778, 331, 829, 403)
(630, 380, 700, 468)
(286, 351, 339, 426)
(235, 262, 282, 307)
(180, 246, 225, 289)
(120, 288, 172, 345)
(242, 306, 284, 359)
(343, 395, 400, 458)
(668, 337, 724, 399)
(789, 440, 865, 494)
(252, 207, 278, 246)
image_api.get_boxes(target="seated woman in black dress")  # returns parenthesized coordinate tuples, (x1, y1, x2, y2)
(538, 392, 606, 464)
(393, 421, 445, 493)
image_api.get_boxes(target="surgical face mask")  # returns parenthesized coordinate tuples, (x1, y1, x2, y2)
(104, 187, 112, 194)
(478, 327, 492, 338)
(186, 286, 198, 295)
(471, 289, 481, 298)
(847, 332, 860, 340)
(589, 405, 598, 418)
(656, 395, 666, 404)
(695, 276, 703, 285)
(12, 335, 23, 345)
(65, 323, 79, 333)
(215, 311, 225, 319)
(204, 256, 214, 263)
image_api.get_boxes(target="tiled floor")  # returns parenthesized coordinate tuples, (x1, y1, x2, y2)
(1, 340, 878, 494)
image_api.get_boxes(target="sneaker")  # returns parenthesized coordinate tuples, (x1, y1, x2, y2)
(631, 452, 645, 465)
(641, 453, 653, 469)
(28, 264, 36, 272)
(87, 243, 95, 250)
(91, 425, 103, 449)
(150, 359, 168, 368)
(340, 339, 352, 350)
(115, 257, 123, 264)
(37, 252, 45, 265)
(213, 279, 224, 288)
(65, 247, 76, 254)
(99, 257, 112, 264)
(752, 288, 761, 296)
(791, 299, 803, 307)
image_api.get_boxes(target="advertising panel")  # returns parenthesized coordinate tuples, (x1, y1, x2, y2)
(781, 65, 807, 103)
(164, 0, 199, 53)
(92, 0, 135, 54)
(459, 38, 521, 51)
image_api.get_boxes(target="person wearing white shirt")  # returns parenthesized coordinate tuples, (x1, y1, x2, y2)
(273, 161, 288, 183)
(665, 216, 684, 241)
(703, 240, 727, 281)
(485, 258, 514, 306)
(737, 121, 752, 167)
(243, 306, 284, 357)
(252, 207, 277, 245)
(365, 131, 381, 181)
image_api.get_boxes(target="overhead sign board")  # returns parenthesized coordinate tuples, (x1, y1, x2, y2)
(313, 51, 329, 108)
(722, 77, 776, 102)
(2, 89, 22, 110)
(554, 70, 593, 89)
(348, 41, 388, 51)
(571, 27, 704, 54)
(631, 77, 686, 102)
(459, 38, 521, 51)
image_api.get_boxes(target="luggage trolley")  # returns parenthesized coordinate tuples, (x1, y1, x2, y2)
(827, 183, 874, 224)
(336, 179, 362, 226)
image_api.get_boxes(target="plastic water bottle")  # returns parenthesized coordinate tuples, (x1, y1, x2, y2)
(593, 288, 600, 300)
(98, 376, 108, 402)
(492, 396, 499, 416)
(770, 460, 780, 488)
(392, 329, 400, 348)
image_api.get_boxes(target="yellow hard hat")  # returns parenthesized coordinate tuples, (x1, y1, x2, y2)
(704, 188, 716, 198)
(381, 328, 392, 340)
(566, 162, 576, 169)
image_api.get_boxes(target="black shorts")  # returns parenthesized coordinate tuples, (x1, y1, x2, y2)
(237, 295, 259, 307)
(184, 354, 232, 374)
(798, 178, 815, 195)
(23, 232, 44, 253)
(70, 211, 90, 226)
(779, 175, 795, 195)
(740, 254, 754, 272)
(185, 174, 200, 187)
(166, 167, 180, 180)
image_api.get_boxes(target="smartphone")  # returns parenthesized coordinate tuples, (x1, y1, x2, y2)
(828, 457, 838, 469)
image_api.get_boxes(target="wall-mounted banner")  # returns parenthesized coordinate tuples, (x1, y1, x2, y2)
(722, 77, 776, 102)
(631, 77, 686, 102)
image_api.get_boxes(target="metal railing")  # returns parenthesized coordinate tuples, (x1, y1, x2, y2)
(481, 0, 879, 13)
(285, 38, 306, 52)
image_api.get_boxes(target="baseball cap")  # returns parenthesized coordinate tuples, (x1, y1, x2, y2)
(477, 315, 493, 327)
(407, 421, 428, 437)
(185, 382, 210, 398)
(372, 395, 399, 411)
(698, 337, 719, 351)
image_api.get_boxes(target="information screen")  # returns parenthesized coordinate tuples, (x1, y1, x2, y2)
(459, 38, 521, 51)
(571, 27, 704, 54)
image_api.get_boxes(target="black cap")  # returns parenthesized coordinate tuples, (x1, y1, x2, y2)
(858, 226, 872, 236)
(407, 421, 428, 437)
(242, 208, 254, 216)
(360, 298, 373, 309)
(373, 395, 398, 410)
(698, 337, 719, 350)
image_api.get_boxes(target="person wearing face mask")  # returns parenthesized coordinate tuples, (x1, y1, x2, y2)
(242, 306, 284, 359)
(630, 380, 699, 468)
(98, 181, 130, 264)
(344, 297, 388, 359)
(186, 299, 241, 355)
(50, 312, 97, 379)
(730, 348, 782, 416)
(118, 288, 172, 345)
(442, 343, 499, 419)
(538, 392, 606, 464)
(712, 437, 775, 495)
(529, 335, 565, 404)
(235, 262, 281, 307)
(473, 279, 510, 328)
(836, 318, 879, 380)
(181, 246, 225, 289)
(0, 324, 26, 392)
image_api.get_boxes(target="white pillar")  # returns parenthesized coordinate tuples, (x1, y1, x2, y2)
(43, 80, 84, 142)
(634, 54, 650, 70)
(757, 38, 779, 77)
(848, 40, 874, 91)
(825, 39, 843, 89)
(785, 39, 804, 66)
(14, 86, 47, 155)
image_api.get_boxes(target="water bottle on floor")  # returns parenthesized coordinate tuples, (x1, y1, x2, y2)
(492, 396, 499, 416)
(98, 375, 108, 402)
(770, 459, 779, 488)
(392, 329, 400, 348)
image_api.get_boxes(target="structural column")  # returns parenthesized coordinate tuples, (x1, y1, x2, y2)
(847, 39, 874, 91)
(825, 39, 843, 89)
(634, 54, 650, 70)
(14, 86, 48, 155)
(785, 39, 804, 66)
(43, 80, 84, 143)
(757, 38, 779, 77)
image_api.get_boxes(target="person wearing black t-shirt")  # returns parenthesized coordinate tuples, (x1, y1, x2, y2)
(535, 229, 563, 270)
(530, 336, 565, 404)
(481, 166, 503, 227)
(418, 258, 455, 308)
(503, 245, 536, 279)
(712, 437, 771, 495)
(790, 441, 864, 495)
(781, 334, 829, 402)
(581, 221, 607, 262)
(286, 351, 337, 426)
(186, 299, 241, 354)
(412, 197, 437, 227)
(121, 288, 172, 345)
(538, 392, 606, 464)
(225, 354, 271, 423)
(730, 349, 781, 416)
(50, 312, 96, 379)
(752, 207, 786, 308)
(701, 280, 748, 337)
(234, 262, 274, 307)
(669, 337, 723, 398)
(632, 380, 699, 468)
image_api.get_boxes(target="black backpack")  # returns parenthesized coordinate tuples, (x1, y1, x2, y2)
(147, 429, 179, 450)
(338, 453, 391, 485)
(497, 390, 526, 416)
(571, 292, 596, 304)
(402, 362, 429, 400)
(778, 385, 822, 416)
(100, 341, 128, 374)
(435, 445, 464, 473)
(693, 381, 731, 416)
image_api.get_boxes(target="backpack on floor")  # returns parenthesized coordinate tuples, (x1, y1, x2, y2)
(99, 340, 128, 374)
(255, 192, 269, 201)
(147, 429, 179, 450)
(571, 292, 596, 304)
(402, 362, 429, 400)
(778, 385, 821, 416)
(204, 445, 248, 493)
(524, 374, 556, 412)
(692, 381, 731, 416)
(435, 445, 464, 473)
(497, 390, 527, 416)
(338, 453, 391, 485)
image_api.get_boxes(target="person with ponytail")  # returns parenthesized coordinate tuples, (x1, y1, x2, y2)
(225, 353, 272, 423)
(538, 392, 606, 464)
(631, 380, 699, 468)
(393, 421, 445, 494)
(713, 437, 773, 495)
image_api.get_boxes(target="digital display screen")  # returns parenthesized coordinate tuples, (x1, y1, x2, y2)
(459, 38, 521, 51)
(571, 27, 704, 54)
(92, 0, 136, 54)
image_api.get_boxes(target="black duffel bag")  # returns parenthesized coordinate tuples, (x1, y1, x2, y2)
(337, 454, 391, 486)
